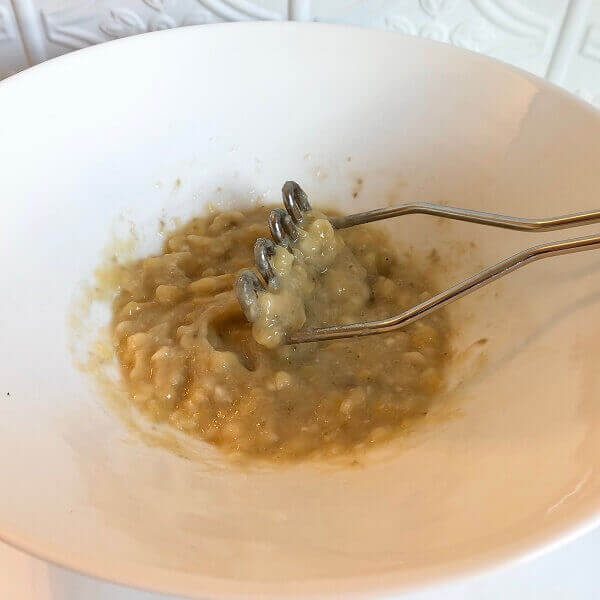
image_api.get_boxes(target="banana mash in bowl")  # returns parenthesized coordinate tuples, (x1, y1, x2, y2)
(2, 22, 600, 600)
(111, 205, 450, 460)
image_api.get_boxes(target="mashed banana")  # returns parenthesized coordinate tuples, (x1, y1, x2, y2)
(111, 206, 450, 460)
(250, 212, 370, 347)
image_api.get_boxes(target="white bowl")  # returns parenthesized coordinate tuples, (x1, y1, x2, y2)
(2, 22, 600, 599)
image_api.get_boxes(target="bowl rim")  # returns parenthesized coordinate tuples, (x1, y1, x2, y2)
(1, 20, 600, 599)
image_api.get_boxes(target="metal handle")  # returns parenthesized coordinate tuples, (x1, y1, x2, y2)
(287, 232, 600, 344)
(330, 204, 600, 232)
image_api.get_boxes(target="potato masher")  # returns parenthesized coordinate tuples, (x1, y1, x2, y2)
(236, 181, 600, 344)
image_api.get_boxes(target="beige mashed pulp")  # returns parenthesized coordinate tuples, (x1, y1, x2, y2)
(111, 206, 450, 460)
(248, 211, 373, 348)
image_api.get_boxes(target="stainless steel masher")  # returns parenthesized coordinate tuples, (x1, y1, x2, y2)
(236, 181, 600, 344)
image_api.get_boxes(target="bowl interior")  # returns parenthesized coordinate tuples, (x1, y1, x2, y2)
(1, 22, 600, 599)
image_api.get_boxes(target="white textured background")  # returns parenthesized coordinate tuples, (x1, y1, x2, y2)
(2, 0, 600, 105)
(2, 1, 600, 598)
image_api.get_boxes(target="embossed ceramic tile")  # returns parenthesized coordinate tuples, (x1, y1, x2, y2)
(559, 1, 600, 106)
(2, 1, 600, 101)
(32, 0, 285, 59)
(312, 0, 570, 78)
(0, 0, 29, 78)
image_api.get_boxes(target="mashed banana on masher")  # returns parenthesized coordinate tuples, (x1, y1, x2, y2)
(249, 212, 370, 348)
